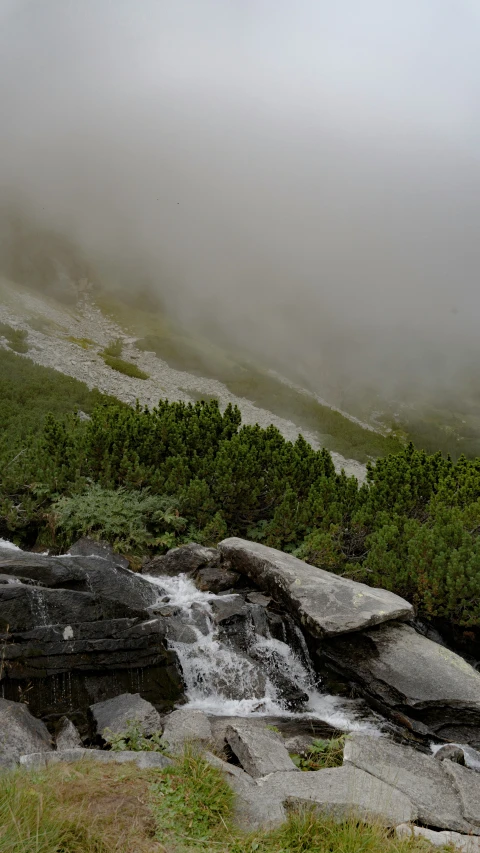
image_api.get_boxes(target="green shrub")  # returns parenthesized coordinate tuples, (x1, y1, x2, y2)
(52, 483, 186, 552)
(0, 322, 29, 353)
(102, 337, 123, 357)
(3, 350, 480, 632)
(290, 736, 346, 771)
(104, 720, 166, 752)
(102, 353, 149, 379)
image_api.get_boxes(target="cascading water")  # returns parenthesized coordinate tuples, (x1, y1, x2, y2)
(143, 572, 380, 732)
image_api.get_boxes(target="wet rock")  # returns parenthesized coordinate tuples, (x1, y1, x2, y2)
(258, 765, 416, 827)
(0, 698, 53, 768)
(0, 583, 146, 632)
(0, 545, 184, 722)
(344, 733, 479, 834)
(68, 537, 129, 570)
(143, 543, 220, 578)
(435, 744, 466, 765)
(210, 595, 247, 624)
(56, 717, 83, 749)
(219, 538, 413, 637)
(396, 824, 480, 851)
(161, 709, 212, 752)
(90, 692, 163, 739)
(0, 550, 156, 611)
(226, 719, 299, 778)
(247, 591, 272, 607)
(195, 565, 241, 593)
(323, 624, 480, 746)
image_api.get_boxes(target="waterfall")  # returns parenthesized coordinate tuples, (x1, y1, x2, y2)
(143, 572, 380, 732)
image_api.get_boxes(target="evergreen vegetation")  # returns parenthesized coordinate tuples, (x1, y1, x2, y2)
(0, 322, 28, 353)
(2, 347, 480, 633)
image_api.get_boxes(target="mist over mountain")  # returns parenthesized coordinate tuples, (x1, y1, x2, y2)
(1, 0, 480, 410)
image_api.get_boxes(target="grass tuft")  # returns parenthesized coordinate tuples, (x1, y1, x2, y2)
(102, 354, 149, 379)
(290, 736, 346, 771)
(66, 336, 95, 349)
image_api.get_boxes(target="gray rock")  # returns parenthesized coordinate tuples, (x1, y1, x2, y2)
(0, 698, 53, 768)
(90, 692, 163, 739)
(323, 624, 480, 745)
(0, 551, 156, 613)
(218, 538, 413, 637)
(205, 752, 286, 831)
(343, 733, 478, 834)
(142, 544, 220, 578)
(195, 565, 241, 593)
(443, 760, 480, 828)
(284, 734, 316, 756)
(435, 744, 466, 765)
(161, 709, 212, 752)
(259, 765, 416, 827)
(56, 717, 83, 749)
(396, 824, 480, 851)
(210, 595, 247, 624)
(20, 748, 172, 770)
(226, 719, 298, 778)
(68, 537, 129, 570)
(247, 591, 272, 607)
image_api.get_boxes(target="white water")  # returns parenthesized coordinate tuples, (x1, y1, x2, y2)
(0, 538, 22, 551)
(143, 572, 380, 732)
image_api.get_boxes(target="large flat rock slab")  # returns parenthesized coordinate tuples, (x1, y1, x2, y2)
(443, 760, 480, 828)
(219, 538, 413, 637)
(323, 624, 480, 745)
(225, 719, 298, 778)
(257, 765, 416, 826)
(344, 734, 479, 834)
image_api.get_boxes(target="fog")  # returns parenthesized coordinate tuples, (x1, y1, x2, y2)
(1, 0, 480, 409)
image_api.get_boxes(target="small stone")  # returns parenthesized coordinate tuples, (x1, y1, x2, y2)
(56, 717, 83, 749)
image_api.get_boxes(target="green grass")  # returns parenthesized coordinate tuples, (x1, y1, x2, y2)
(66, 336, 95, 350)
(102, 354, 149, 379)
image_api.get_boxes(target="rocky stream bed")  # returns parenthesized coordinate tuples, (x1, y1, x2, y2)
(2, 535, 480, 847)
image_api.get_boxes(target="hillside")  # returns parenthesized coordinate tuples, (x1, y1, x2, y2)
(0, 276, 405, 475)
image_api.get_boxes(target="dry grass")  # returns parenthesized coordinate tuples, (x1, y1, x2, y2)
(0, 760, 164, 853)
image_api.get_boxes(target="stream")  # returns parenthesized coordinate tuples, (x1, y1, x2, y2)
(143, 572, 381, 734)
